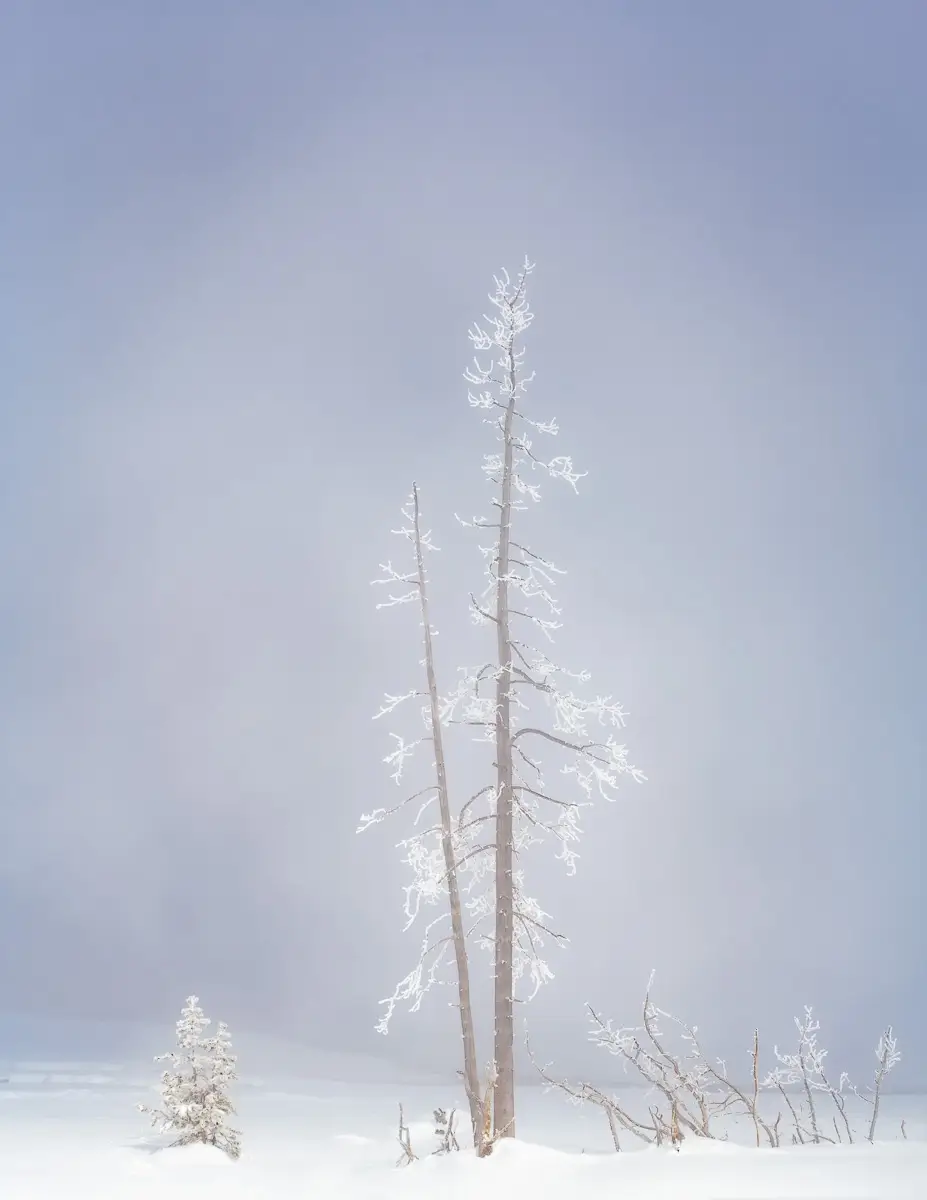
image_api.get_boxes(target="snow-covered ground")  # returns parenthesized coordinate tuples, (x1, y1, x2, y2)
(0, 1057, 925, 1199)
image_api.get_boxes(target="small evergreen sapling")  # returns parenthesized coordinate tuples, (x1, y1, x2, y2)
(138, 995, 242, 1159)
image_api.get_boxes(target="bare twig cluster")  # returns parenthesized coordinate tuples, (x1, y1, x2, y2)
(396, 1105, 460, 1165)
(396, 1062, 503, 1168)
(395, 1087, 509, 1167)
(433, 1108, 460, 1155)
(396, 1104, 418, 1167)
(764, 1010, 900, 1146)
(533, 977, 902, 1151)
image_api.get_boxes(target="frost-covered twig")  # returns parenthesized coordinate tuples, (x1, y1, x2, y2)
(396, 1104, 417, 1167)
(763, 1007, 873, 1147)
(432, 1108, 460, 1155)
(583, 977, 786, 1147)
(526, 1031, 661, 1150)
(585, 988, 898, 1147)
(584, 973, 759, 1142)
(849, 1026, 901, 1144)
(581, 986, 902, 1151)
(766, 1008, 826, 1144)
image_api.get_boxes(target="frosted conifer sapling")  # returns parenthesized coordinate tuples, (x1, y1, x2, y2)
(138, 995, 241, 1159)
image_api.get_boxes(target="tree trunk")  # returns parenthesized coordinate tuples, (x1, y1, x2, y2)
(492, 368, 519, 1139)
(411, 484, 483, 1146)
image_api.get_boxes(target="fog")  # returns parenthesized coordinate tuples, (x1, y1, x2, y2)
(2, 2, 924, 1086)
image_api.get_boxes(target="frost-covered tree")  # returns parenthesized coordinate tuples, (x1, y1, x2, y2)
(359, 486, 484, 1148)
(448, 260, 645, 1136)
(138, 995, 241, 1159)
(363, 262, 644, 1145)
(444, 262, 643, 1132)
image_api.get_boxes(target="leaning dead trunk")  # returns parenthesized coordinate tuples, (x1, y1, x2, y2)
(411, 484, 483, 1146)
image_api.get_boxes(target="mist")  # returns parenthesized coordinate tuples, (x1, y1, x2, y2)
(1, 1, 924, 1088)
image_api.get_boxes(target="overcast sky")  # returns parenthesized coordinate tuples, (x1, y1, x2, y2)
(1, 1, 924, 1085)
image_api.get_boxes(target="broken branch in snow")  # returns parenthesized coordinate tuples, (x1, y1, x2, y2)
(396, 1104, 418, 1166)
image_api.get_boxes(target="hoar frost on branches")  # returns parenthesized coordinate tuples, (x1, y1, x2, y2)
(448, 260, 645, 1136)
(360, 485, 485, 1148)
(361, 260, 645, 1147)
(534, 975, 903, 1151)
(764, 1007, 901, 1146)
(138, 995, 241, 1160)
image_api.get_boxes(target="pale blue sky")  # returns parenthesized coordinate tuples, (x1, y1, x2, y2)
(1, 1, 924, 1083)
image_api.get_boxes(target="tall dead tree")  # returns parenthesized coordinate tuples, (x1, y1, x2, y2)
(358, 487, 483, 1147)
(450, 261, 645, 1137)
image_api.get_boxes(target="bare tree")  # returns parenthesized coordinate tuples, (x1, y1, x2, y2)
(359, 487, 484, 1148)
(448, 261, 645, 1136)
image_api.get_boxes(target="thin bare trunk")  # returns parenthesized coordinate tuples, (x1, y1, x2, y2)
(752, 1029, 760, 1148)
(775, 1081, 805, 1144)
(798, 1041, 821, 1143)
(821, 1069, 853, 1145)
(868, 1041, 889, 1144)
(492, 347, 519, 1139)
(411, 484, 482, 1145)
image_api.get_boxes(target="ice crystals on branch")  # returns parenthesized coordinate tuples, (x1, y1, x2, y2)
(361, 488, 492, 1078)
(875, 1026, 901, 1075)
(371, 559, 418, 610)
(766, 1007, 828, 1089)
(848, 1025, 901, 1143)
(451, 259, 645, 1035)
(372, 690, 423, 720)
(759, 1006, 902, 1146)
(374, 913, 455, 1036)
(382, 731, 427, 785)
(575, 979, 905, 1150)
(366, 262, 646, 1141)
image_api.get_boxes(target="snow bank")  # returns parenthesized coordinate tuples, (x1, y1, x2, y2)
(0, 1077, 924, 1199)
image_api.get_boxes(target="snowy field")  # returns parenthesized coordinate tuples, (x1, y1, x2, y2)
(0, 1058, 925, 1199)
